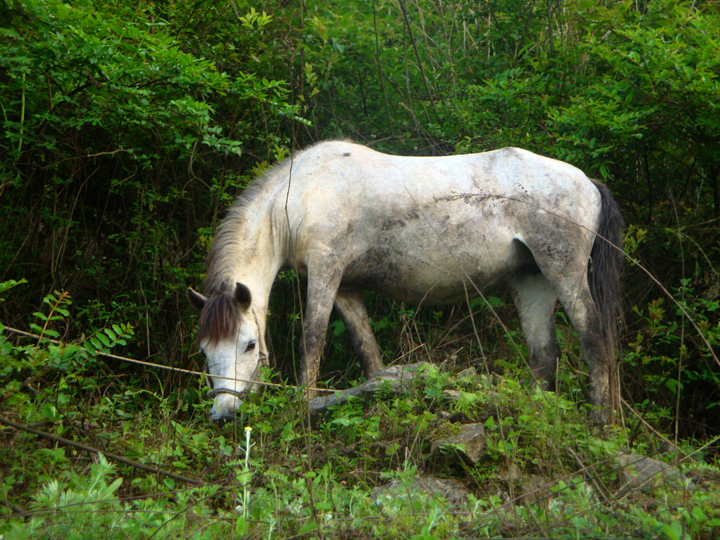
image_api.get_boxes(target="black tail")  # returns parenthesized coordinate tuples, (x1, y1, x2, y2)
(588, 179, 625, 352)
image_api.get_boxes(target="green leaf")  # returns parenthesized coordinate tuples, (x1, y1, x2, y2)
(298, 521, 317, 535)
(84, 340, 97, 355)
(97, 332, 111, 348)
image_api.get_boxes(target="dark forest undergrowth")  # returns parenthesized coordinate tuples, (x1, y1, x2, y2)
(2, 281, 720, 539)
(2, 0, 720, 537)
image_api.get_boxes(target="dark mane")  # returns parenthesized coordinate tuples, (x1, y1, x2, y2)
(197, 290, 241, 345)
(202, 150, 299, 293)
(199, 140, 354, 343)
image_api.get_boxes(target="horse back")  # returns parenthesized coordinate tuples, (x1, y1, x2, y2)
(276, 142, 601, 302)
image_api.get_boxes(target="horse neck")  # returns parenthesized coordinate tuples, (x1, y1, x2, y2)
(206, 205, 285, 314)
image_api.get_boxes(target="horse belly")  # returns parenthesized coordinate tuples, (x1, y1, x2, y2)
(342, 214, 525, 305)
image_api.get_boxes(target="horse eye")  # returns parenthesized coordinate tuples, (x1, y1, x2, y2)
(245, 341, 256, 353)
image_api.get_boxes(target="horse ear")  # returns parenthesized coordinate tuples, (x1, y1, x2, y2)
(186, 288, 207, 312)
(234, 282, 252, 310)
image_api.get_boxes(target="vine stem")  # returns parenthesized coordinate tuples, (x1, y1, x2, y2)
(18, 72, 26, 154)
(1, 325, 334, 393)
(398, 0, 439, 125)
(372, 0, 394, 137)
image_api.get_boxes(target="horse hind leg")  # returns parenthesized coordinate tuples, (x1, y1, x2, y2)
(554, 275, 614, 422)
(333, 289, 384, 377)
(519, 220, 617, 422)
(509, 270, 562, 391)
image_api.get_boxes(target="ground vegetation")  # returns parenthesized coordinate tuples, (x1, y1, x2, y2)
(1, 0, 720, 537)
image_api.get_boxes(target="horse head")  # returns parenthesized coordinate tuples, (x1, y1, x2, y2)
(187, 282, 266, 423)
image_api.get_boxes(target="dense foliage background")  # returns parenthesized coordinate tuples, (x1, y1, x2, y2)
(1, 0, 720, 537)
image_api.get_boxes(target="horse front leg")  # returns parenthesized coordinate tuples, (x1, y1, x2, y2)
(299, 266, 343, 399)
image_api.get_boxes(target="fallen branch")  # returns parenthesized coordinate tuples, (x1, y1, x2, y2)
(0, 498, 28, 517)
(0, 414, 204, 486)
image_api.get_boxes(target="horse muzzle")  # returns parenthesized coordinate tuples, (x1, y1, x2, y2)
(207, 387, 248, 423)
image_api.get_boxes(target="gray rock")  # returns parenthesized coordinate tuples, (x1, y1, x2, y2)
(442, 389, 463, 403)
(500, 463, 523, 481)
(457, 367, 479, 381)
(518, 475, 596, 508)
(430, 423, 486, 465)
(519, 475, 554, 507)
(308, 362, 433, 417)
(615, 454, 695, 494)
(372, 475, 470, 509)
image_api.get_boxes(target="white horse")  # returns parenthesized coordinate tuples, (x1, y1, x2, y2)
(187, 141, 624, 423)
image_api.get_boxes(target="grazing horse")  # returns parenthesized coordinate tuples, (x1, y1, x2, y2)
(187, 141, 624, 423)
